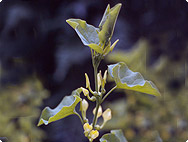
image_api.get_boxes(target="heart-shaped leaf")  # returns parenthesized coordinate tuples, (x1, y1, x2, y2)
(108, 62, 161, 97)
(98, 3, 121, 44)
(100, 129, 127, 142)
(66, 19, 103, 53)
(37, 88, 82, 126)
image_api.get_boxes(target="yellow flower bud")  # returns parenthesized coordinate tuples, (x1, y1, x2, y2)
(93, 105, 102, 118)
(102, 108, 112, 122)
(83, 123, 93, 133)
(97, 71, 102, 91)
(102, 70, 108, 89)
(85, 73, 90, 88)
(103, 70, 108, 84)
(81, 87, 89, 96)
(81, 99, 89, 112)
(89, 130, 99, 140)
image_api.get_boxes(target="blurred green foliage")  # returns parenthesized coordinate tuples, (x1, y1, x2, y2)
(0, 78, 49, 142)
(105, 39, 188, 142)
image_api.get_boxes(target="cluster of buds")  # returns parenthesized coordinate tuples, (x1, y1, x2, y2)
(93, 105, 112, 129)
(80, 99, 112, 141)
(82, 105, 112, 141)
(97, 70, 107, 93)
(79, 70, 112, 141)
(80, 98, 112, 141)
(83, 123, 99, 141)
(80, 99, 112, 125)
(84, 70, 108, 96)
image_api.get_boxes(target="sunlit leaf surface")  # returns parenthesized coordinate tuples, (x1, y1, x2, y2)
(66, 19, 103, 53)
(108, 62, 161, 97)
(98, 4, 121, 44)
(37, 88, 82, 126)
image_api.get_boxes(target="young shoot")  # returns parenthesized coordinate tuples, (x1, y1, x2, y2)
(37, 3, 160, 142)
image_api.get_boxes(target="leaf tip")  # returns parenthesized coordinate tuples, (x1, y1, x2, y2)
(66, 19, 78, 29)
(110, 39, 119, 52)
(107, 4, 110, 9)
(117, 3, 122, 7)
(37, 123, 41, 127)
(66, 19, 71, 25)
(37, 120, 43, 127)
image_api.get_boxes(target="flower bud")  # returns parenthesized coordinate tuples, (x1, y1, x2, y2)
(97, 71, 102, 91)
(103, 70, 108, 84)
(93, 105, 102, 118)
(85, 73, 90, 88)
(83, 123, 93, 133)
(102, 108, 112, 122)
(94, 125, 101, 130)
(102, 70, 108, 89)
(81, 99, 89, 112)
(89, 130, 99, 140)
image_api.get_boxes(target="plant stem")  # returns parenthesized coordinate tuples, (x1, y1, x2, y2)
(92, 54, 102, 128)
(92, 64, 100, 128)
(75, 112, 84, 125)
(101, 85, 117, 103)
(92, 99, 100, 128)
(94, 65, 98, 92)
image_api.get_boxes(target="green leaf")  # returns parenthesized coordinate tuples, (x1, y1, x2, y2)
(103, 39, 119, 56)
(111, 130, 127, 142)
(100, 130, 127, 142)
(37, 88, 82, 126)
(98, 3, 121, 44)
(66, 19, 102, 53)
(108, 62, 161, 97)
(88, 43, 103, 54)
(99, 4, 110, 29)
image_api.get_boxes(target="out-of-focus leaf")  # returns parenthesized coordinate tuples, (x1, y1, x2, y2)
(100, 129, 127, 142)
(108, 62, 161, 97)
(98, 3, 121, 44)
(66, 19, 102, 53)
(111, 130, 128, 142)
(106, 40, 147, 73)
(37, 88, 82, 126)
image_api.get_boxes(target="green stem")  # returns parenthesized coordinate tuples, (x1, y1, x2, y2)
(75, 112, 84, 125)
(101, 86, 117, 103)
(88, 86, 95, 96)
(91, 52, 102, 128)
(94, 65, 98, 92)
(92, 57, 100, 128)
(92, 99, 100, 128)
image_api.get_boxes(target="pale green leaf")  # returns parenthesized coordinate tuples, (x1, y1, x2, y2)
(108, 62, 161, 97)
(103, 39, 119, 56)
(98, 3, 121, 44)
(99, 4, 110, 29)
(100, 130, 127, 142)
(37, 88, 82, 126)
(110, 39, 119, 52)
(88, 43, 103, 54)
(66, 19, 102, 53)
(111, 130, 127, 142)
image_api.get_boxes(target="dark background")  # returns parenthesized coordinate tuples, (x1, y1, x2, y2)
(0, 0, 188, 142)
